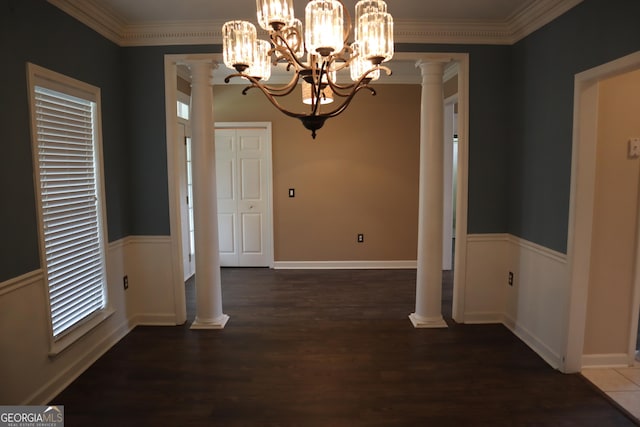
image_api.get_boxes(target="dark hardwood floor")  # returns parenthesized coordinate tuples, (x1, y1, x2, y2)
(54, 268, 638, 426)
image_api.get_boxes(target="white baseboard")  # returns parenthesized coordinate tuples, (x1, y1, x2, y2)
(503, 314, 563, 370)
(273, 260, 417, 269)
(582, 353, 632, 368)
(27, 319, 133, 405)
(131, 313, 183, 326)
(463, 312, 504, 324)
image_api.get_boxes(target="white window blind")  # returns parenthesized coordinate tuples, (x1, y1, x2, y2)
(33, 85, 107, 339)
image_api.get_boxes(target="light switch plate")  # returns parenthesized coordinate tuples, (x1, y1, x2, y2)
(629, 138, 640, 158)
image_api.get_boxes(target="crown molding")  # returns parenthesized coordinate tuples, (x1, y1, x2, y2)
(507, 0, 584, 44)
(48, 0, 125, 45)
(48, 0, 583, 47)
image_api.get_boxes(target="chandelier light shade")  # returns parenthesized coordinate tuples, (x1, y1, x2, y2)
(223, 0, 394, 138)
(357, 8, 394, 64)
(305, 0, 344, 57)
(354, 0, 386, 42)
(349, 42, 380, 82)
(256, 0, 295, 31)
(246, 39, 272, 80)
(275, 18, 305, 59)
(302, 82, 334, 105)
(222, 20, 257, 72)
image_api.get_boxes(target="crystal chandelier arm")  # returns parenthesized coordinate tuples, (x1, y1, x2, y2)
(269, 32, 310, 71)
(224, 71, 300, 97)
(225, 73, 311, 119)
(324, 85, 376, 118)
(328, 64, 392, 95)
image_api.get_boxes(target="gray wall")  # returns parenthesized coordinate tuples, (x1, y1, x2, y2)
(509, 0, 640, 253)
(123, 42, 513, 237)
(0, 0, 128, 282)
(4, 0, 638, 282)
(398, 44, 513, 235)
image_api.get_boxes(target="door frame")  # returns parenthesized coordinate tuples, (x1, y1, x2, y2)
(565, 51, 640, 372)
(215, 122, 275, 268)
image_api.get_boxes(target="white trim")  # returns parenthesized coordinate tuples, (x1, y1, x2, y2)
(462, 312, 504, 324)
(130, 313, 180, 326)
(0, 269, 43, 297)
(107, 236, 129, 251)
(504, 313, 564, 370)
(190, 314, 230, 330)
(565, 51, 640, 373)
(507, 0, 584, 44)
(467, 233, 510, 243)
(409, 313, 448, 329)
(26, 318, 132, 405)
(27, 62, 112, 356)
(582, 354, 632, 369)
(127, 235, 172, 245)
(451, 54, 470, 324)
(48, 308, 115, 356)
(47, 0, 583, 47)
(165, 57, 189, 326)
(46, 0, 125, 45)
(507, 234, 567, 264)
(273, 260, 417, 270)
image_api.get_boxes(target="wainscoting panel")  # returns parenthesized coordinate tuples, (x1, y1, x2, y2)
(1, 235, 185, 405)
(125, 236, 182, 325)
(503, 236, 569, 370)
(463, 234, 509, 323)
(0, 239, 132, 405)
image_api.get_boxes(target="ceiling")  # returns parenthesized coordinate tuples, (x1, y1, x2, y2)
(49, 0, 583, 46)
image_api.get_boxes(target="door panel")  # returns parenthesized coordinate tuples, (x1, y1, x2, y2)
(240, 158, 262, 200)
(215, 129, 239, 265)
(215, 126, 271, 267)
(241, 213, 262, 253)
(217, 213, 236, 255)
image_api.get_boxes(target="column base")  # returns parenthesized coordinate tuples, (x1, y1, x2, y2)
(190, 314, 229, 330)
(409, 313, 448, 329)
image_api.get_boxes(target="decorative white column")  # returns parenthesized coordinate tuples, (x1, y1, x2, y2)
(410, 60, 448, 328)
(188, 59, 229, 329)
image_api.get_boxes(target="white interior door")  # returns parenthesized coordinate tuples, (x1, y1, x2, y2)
(215, 125, 272, 267)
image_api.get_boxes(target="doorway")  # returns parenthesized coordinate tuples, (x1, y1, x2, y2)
(565, 51, 640, 372)
(177, 123, 274, 268)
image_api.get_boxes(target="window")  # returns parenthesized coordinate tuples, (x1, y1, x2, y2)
(27, 63, 111, 354)
(177, 100, 190, 120)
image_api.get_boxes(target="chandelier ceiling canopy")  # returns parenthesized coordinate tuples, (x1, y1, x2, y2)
(222, 0, 394, 138)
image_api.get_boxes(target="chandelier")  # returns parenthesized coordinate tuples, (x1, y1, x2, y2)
(222, 0, 394, 138)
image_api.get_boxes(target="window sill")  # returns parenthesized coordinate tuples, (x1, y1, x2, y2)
(48, 307, 115, 357)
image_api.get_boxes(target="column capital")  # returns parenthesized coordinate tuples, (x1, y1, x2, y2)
(415, 59, 449, 77)
(187, 59, 218, 86)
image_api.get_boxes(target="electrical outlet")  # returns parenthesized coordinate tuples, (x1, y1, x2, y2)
(123, 275, 129, 290)
(508, 271, 514, 286)
(357, 233, 364, 243)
